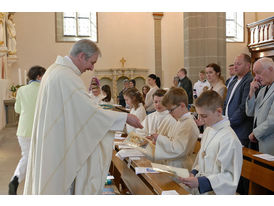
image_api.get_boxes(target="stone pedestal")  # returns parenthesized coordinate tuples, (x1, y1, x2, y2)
(4, 99, 19, 127)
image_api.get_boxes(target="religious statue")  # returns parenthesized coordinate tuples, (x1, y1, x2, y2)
(0, 13, 5, 46)
(6, 13, 16, 55)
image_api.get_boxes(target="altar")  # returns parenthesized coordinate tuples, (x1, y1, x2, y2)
(94, 67, 149, 103)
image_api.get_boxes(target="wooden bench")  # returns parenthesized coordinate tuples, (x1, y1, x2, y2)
(110, 144, 189, 195)
(241, 147, 274, 194)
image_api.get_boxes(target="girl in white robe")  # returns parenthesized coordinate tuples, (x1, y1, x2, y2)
(124, 88, 146, 134)
(147, 87, 200, 170)
(179, 90, 243, 195)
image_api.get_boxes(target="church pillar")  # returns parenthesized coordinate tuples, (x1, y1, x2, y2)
(184, 12, 226, 83)
(113, 70, 118, 103)
(153, 12, 163, 81)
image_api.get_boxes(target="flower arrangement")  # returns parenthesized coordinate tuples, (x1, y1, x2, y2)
(10, 84, 21, 97)
(10, 84, 21, 92)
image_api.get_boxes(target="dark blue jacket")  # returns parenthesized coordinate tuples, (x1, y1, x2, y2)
(223, 72, 254, 146)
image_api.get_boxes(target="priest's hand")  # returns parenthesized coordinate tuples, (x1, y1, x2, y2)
(126, 114, 143, 129)
(179, 177, 199, 189)
(249, 132, 258, 143)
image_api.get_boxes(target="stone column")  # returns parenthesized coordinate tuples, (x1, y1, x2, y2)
(184, 12, 226, 83)
(153, 12, 163, 81)
(112, 70, 118, 103)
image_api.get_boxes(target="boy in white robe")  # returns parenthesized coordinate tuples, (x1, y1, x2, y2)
(147, 87, 199, 170)
(135, 89, 176, 159)
(179, 90, 243, 195)
(136, 89, 175, 137)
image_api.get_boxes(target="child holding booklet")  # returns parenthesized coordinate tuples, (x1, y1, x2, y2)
(135, 89, 176, 159)
(147, 87, 199, 170)
(180, 90, 243, 195)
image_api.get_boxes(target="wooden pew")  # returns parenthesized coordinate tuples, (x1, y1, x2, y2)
(241, 147, 274, 194)
(110, 145, 189, 195)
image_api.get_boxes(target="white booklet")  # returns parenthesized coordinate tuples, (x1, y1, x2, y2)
(161, 190, 179, 195)
(253, 153, 274, 161)
(115, 148, 145, 160)
(151, 163, 190, 178)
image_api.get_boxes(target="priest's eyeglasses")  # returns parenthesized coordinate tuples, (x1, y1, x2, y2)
(168, 105, 180, 113)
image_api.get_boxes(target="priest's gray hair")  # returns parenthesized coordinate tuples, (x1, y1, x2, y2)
(255, 57, 274, 70)
(70, 39, 101, 59)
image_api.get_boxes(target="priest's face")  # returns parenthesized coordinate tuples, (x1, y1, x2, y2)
(153, 96, 166, 112)
(79, 53, 99, 73)
(195, 106, 222, 127)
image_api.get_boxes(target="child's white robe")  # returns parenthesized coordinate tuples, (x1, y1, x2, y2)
(192, 118, 243, 195)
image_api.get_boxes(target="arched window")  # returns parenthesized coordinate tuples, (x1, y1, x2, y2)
(226, 12, 244, 42)
(56, 12, 97, 42)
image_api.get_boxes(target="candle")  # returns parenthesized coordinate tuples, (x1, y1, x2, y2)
(18, 68, 22, 85)
(24, 70, 27, 85)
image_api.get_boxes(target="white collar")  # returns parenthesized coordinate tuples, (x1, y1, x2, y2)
(210, 116, 230, 131)
(55, 56, 82, 76)
(178, 112, 192, 121)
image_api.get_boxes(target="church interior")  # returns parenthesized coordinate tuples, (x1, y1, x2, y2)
(0, 12, 274, 196)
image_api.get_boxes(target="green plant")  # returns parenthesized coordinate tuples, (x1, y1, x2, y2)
(10, 84, 21, 92)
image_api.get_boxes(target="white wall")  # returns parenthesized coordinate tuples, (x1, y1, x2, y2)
(162, 12, 184, 88)
(8, 12, 274, 88)
(10, 12, 156, 89)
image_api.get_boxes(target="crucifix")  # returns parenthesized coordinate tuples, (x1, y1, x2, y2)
(120, 57, 126, 68)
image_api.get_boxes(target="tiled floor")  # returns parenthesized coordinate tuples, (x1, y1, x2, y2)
(0, 126, 24, 195)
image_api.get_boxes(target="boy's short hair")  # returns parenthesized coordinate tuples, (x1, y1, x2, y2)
(162, 87, 188, 107)
(199, 69, 206, 74)
(153, 89, 167, 98)
(195, 90, 223, 112)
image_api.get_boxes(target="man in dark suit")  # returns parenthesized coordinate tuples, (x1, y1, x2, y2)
(177, 68, 193, 105)
(223, 54, 254, 148)
(225, 64, 236, 88)
(223, 53, 254, 195)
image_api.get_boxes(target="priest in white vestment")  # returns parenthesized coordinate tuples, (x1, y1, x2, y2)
(23, 39, 142, 195)
(179, 91, 242, 195)
(147, 88, 199, 170)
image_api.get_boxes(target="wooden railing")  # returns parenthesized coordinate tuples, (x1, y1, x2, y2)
(247, 16, 274, 62)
